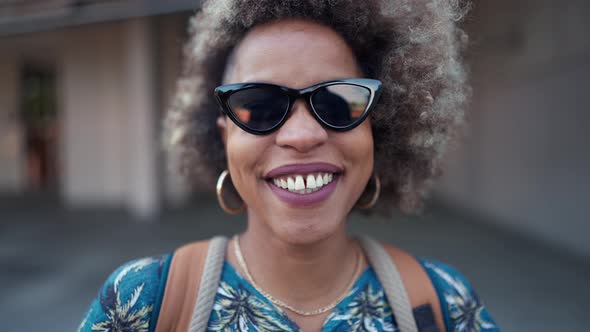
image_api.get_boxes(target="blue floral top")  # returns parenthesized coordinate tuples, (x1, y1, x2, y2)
(78, 252, 499, 332)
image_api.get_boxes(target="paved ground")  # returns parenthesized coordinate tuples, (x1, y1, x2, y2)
(1, 194, 588, 331)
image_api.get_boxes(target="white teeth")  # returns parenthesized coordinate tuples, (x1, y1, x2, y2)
(272, 172, 336, 194)
(316, 174, 324, 187)
(294, 175, 305, 190)
(306, 174, 316, 189)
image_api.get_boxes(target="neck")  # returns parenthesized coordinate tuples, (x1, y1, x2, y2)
(229, 217, 363, 311)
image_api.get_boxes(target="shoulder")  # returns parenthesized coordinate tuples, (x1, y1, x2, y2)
(418, 258, 500, 331)
(380, 244, 445, 330)
(380, 244, 437, 305)
(78, 253, 173, 332)
(378, 243, 500, 331)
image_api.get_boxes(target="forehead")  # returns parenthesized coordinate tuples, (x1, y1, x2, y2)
(227, 19, 362, 88)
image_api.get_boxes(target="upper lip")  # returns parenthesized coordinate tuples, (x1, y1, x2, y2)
(265, 162, 343, 179)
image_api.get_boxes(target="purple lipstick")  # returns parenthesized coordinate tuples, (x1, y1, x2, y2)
(265, 163, 342, 207)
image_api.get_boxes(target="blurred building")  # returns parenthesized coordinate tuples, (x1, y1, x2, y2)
(0, 0, 589, 260)
(436, 0, 590, 259)
(0, 0, 197, 218)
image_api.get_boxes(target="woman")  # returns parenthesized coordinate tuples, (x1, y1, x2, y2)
(79, 1, 499, 331)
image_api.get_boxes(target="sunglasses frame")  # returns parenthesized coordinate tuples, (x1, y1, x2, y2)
(214, 78, 382, 135)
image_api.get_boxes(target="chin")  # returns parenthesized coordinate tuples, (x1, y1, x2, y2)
(246, 180, 354, 246)
(270, 209, 347, 246)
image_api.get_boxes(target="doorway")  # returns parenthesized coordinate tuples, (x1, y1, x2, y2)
(20, 65, 60, 192)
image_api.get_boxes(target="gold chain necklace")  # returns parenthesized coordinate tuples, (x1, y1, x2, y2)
(232, 235, 363, 316)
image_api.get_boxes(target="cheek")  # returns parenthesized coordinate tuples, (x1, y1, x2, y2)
(224, 124, 272, 188)
(226, 126, 254, 174)
(347, 120, 374, 171)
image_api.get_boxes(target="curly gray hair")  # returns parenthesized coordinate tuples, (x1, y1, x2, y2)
(165, 0, 470, 214)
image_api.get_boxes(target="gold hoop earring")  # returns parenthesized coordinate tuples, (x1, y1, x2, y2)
(355, 174, 381, 209)
(216, 170, 245, 214)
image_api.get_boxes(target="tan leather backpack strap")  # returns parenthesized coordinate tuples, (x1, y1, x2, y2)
(154, 240, 210, 332)
(381, 243, 446, 332)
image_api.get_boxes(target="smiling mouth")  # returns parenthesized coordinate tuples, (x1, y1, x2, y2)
(269, 172, 337, 195)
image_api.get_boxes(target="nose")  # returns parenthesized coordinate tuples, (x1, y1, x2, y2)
(275, 100, 328, 153)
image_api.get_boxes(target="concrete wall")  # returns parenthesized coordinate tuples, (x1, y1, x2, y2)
(61, 22, 128, 206)
(436, 0, 590, 258)
(61, 18, 164, 218)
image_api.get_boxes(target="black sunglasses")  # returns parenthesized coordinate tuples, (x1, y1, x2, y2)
(214, 78, 382, 135)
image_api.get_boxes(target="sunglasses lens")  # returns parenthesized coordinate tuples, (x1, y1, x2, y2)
(227, 86, 289, 131)
(311, 84, 371, 128)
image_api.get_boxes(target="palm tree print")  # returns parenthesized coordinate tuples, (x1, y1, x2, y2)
(209, 281, 296, 331)
(424, 262, 496, 332)
(326, 284, 397, 332)
(89, 258, 157, 332)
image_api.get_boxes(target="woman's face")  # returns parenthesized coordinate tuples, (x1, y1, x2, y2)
(219, 19, 374, 245)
